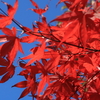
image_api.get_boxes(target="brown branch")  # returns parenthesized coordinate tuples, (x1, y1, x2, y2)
(22, 30, 100, 52)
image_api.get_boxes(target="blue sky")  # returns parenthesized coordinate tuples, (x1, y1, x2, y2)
(0, 0, 64, 100)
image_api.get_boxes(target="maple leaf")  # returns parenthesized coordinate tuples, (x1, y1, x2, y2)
(0, 27, 24, 67)
(30, 0, 48, 15)
(18, 61, 41, 77)
(35, 55, 67, 95)
(35, 16, 50, 35)
(51, 19, 80, 46)
(0, 57, 15, 83)
(21, 41, 45, 66)
(36, 57, 60, 74)
(43, 74, 75, 99)
(0, 0, 18, 28)
(12, 75, 38, 99)
(30, 8, 48, 15)
(51, 4, 98, 48)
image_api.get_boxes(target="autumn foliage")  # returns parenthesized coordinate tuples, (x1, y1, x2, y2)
(1, 0, 100, 100)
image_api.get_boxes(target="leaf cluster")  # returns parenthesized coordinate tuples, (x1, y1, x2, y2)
(0, 0, 100, 100)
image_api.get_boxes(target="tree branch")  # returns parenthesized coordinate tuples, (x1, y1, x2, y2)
(0, 8, 100, 53)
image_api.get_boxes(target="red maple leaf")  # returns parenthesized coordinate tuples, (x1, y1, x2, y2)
(0, 27, 24, 67)
(21, 41, 45, 66)
(30, 0, 48, 15)
(12, 75, 38, 99)
(0, 57, 15, 83)
(0, 0, 18, 28)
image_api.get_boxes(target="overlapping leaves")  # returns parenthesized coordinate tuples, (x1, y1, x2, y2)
(0, 0, 100, 100)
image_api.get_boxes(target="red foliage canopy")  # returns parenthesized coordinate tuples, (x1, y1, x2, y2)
(0, 0, 100, 100)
